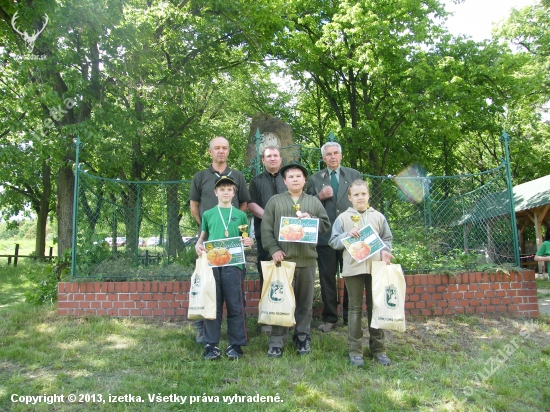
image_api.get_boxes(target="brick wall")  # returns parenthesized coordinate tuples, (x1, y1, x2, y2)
(403, 270, 538, 318)
(58, 270, 539, 319)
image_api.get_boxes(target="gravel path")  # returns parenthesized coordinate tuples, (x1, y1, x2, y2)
(538, 288, 550, 316)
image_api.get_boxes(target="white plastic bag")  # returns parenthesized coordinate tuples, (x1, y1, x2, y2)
(188, 252, 217, 320)
(258, 261, 296, 327)
(371, 261, 406, 332)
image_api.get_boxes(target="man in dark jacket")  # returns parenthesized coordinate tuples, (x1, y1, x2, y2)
(248, 146, 287, 334)
(305, 142, 361, 332)
(248, 146, 287, 289)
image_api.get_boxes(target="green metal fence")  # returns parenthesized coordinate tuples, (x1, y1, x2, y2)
(70, 134, 518, 280)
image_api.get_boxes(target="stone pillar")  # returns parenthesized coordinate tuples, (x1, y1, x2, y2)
(245, 113, 294, 172)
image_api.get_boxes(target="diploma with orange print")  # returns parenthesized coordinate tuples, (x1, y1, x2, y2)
(204, 237, 245, 267)
(341, 224, 385, 263)
(278, 217, 319, 244)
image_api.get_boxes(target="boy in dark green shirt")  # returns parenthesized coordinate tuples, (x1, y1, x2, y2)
(261, 162, 330, 358)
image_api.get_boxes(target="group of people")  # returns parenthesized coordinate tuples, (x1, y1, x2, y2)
(191, 136, 394, 367)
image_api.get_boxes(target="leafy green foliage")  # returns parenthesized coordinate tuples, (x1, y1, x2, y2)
(1, 0, 549, 262)
(24, 250, 70, 304)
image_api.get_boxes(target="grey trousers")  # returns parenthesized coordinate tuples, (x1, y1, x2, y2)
(268, 266, 315, 348)
(344, 273, 385, 356)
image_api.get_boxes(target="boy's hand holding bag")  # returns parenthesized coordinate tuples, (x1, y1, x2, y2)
(371, 261, 406, 332)
(258, 261, 296, 327)
(188, 251, 217, 320)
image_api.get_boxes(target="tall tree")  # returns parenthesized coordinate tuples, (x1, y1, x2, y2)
(0, 0, 287, 259)
(496, 0, 550, 183)
(268, 0, 527, 178)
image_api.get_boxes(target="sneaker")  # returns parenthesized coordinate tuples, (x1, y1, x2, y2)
(267, 346, 283, 358)
(225, 345, 243, 360)
(295, 335, 311, 355)
(317, 322, 337, 332)
(195, 329, 205, 344)
(349, 355, 364, 367)
(374, 353, 392, 366)
(203, 344, 221, 360)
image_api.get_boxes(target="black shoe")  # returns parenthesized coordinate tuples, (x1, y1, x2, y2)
(203, 344, 221, 360)
(349, 355, 364, 367)
(226, 345, 243, 360)
(295, 335, 311, 355)
(374, 352, 392, 366)
(267, 346, 283, 358)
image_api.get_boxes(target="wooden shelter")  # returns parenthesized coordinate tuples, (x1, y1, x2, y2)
(455, 174, 550, 272)
(513, 175, 550, 272)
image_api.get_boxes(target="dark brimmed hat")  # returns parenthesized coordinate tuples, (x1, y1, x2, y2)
(214, 175, 236, 188)
(280, 161, 308, 178)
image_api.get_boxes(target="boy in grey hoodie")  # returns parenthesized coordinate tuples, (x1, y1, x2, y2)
(329, 179, 394, 366)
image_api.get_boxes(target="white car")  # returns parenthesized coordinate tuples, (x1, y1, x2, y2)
(146, 237, 161, 246)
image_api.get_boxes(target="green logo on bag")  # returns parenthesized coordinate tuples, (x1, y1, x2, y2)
(269, 281, 285, 303)
(385, 284, 398, 308)
(191, 276, 201, 296)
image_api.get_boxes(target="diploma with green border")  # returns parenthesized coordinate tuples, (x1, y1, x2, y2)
(341, 224, 385, 263)
(204, 237, 245, 267)
(278, 217, 319, 244)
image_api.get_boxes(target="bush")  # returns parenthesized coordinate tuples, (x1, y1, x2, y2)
(0, 222, 20, 240)
(23, 222, 37, 239)
(24, 250, 70, 304)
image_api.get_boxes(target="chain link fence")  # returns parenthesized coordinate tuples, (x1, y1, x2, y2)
(72, 149, 516, 279)
(365, 165, 515, 274)
(74, 173, 200, 280)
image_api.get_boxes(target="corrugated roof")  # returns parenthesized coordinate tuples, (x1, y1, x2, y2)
(512, 174, 550, 213)
(456, 174, 550, 225)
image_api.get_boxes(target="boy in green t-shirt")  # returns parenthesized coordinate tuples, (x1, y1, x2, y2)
(195, 175, 254, 360)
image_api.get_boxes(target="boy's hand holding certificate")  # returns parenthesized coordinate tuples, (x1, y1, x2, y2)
(341, 223, 386, 262)
(204, 237, 245, 267)
(278, 217, 319, 244)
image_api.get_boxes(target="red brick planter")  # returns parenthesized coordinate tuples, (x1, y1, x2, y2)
(58, 270, 538, 319)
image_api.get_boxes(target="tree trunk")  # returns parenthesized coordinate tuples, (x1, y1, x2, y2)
(167, 183, 184, 257)
(35, 160, 52, 259)
(122, 183, 140, 259)
(57, 163, 74, 259)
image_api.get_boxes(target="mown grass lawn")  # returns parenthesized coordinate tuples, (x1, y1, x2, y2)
(1, 263, 549, 411)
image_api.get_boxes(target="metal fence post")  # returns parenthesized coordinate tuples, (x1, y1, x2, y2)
(71, 135, 82, 278)
(501, 130, 520, 267)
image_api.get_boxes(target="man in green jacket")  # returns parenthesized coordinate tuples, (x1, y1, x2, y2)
(261, 162, 331, 358)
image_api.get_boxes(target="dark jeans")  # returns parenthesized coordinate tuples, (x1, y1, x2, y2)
(317, 245, 348, 323)
(196, 265, 247, 337)
(204, 266, 248, 347)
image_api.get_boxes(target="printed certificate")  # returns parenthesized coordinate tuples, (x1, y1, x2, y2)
(204, 237, 245, 267)
(278, 217, 319, 244)
(341, 224, 386, 263)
